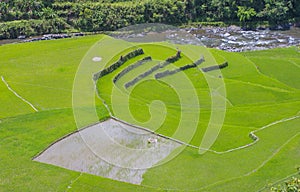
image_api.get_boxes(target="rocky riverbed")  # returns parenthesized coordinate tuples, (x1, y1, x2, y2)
(0, 33, 85, 45)
(188, 26, 300, 52)
(1, 26, 300, 52)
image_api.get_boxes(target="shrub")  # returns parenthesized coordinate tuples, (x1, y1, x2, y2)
(0, 19, 71, 39)
(271, 176, 300, 192)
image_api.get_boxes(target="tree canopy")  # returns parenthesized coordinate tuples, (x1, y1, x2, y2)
(0, 0, 300, 39)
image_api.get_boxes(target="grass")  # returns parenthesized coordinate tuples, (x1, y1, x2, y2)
(0, 77, 34, 118)
(142, 118, 300, 191)
(0, 109, 153, 192)
(246, 57, 300, 89)
(0, 36, 102, 112)
(0, 34, 299, 191)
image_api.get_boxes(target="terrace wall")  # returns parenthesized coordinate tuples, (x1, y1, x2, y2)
(93, 48, 144, 81)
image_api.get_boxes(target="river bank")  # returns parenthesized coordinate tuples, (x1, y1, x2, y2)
(1, 26, 299, 52)
(188, 26, 300, 52)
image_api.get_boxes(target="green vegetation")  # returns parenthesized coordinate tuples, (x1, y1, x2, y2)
(237, 6, 257, 28)
(271, 176, 300, 192)
(1, 0, 300, 39)
(0, 109, 152, 191)
(0, 35, 299, 191)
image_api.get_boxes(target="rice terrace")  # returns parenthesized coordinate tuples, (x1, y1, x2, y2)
(1, 23, 300, 191)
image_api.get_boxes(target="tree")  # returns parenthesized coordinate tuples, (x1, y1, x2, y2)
(258, 0, 289, 25)
(0, 2, 9, 21)
(237, 6, 256, 28)
(40, 7, 57, 19)
(287, 0, 300, 23)
(209, 0, 234, 21)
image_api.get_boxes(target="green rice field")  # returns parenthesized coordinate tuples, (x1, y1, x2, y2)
(0, 34, 299, 191)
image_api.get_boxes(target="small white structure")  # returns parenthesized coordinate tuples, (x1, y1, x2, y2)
(92, 57, 102, 62)
(147, 137, 158, 144)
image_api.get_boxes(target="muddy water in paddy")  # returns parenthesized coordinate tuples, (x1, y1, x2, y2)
(34, 119, 181, 184)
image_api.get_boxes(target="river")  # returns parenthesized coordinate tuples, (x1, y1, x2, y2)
(189, 26, 300, 52)
(1, 27, 300, 52)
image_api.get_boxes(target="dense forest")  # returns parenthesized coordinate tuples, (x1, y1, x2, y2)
(0, 0, 300, 39)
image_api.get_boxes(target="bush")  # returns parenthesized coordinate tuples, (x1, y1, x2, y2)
(271, 176, 300, 192)
(0, 19, 71, 39)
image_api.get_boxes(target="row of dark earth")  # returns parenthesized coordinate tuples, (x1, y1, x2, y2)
(94, 48, 228, 88)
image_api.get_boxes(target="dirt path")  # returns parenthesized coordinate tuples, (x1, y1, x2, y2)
(244, 132, 300, 176)
(200, 113, 300, 154)
(65, 172, 82, 191)
(1, 76, 38, 112)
